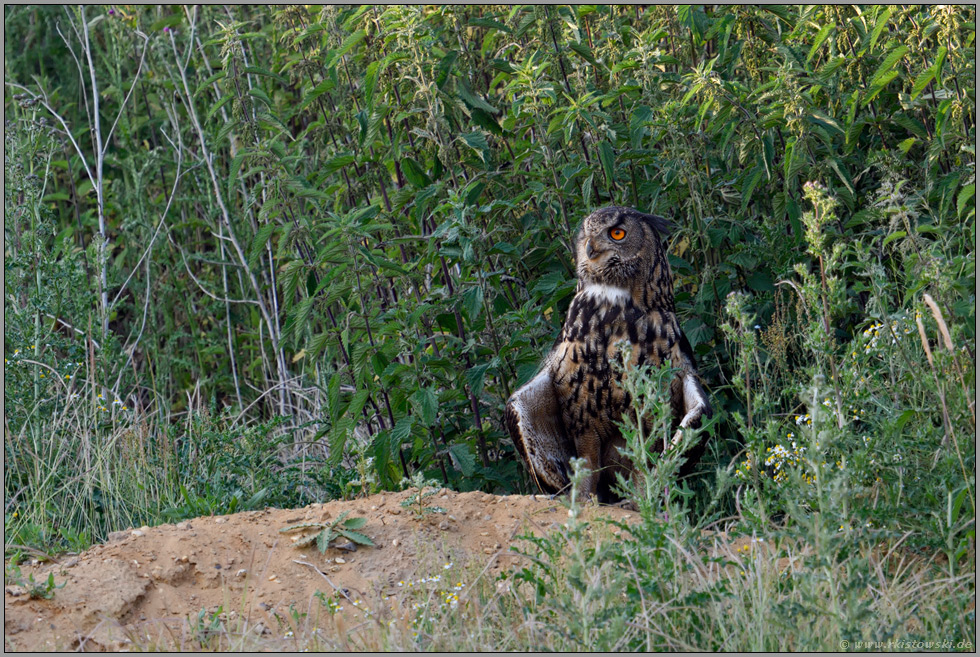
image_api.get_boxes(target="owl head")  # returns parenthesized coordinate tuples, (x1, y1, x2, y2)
(575, 206, 672, 288)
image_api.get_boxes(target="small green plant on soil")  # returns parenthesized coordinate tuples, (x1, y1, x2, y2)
(190, 605, 225, 651)
(401, 471, 446, 519)
(279, 510, 375, 554)
(4, 561, 65, 600)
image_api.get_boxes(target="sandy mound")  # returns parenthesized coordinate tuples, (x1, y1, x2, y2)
(4, 489, 644, 651)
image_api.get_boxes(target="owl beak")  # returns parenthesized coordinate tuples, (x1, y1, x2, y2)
(585, 239, 597, 260)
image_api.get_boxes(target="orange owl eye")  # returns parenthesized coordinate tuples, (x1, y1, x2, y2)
(609, 228, 626, 241)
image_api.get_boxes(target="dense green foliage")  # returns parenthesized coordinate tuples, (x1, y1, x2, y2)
(3, 2, 974, 571)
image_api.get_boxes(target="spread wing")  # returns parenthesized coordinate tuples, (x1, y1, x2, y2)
(505, 368, 575, 494)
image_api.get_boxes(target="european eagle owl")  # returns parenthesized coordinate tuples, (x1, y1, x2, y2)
(505, 206, 711, 503)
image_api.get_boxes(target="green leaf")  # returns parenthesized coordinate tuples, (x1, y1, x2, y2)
(629, 105, 652, 148)
(869, 45, 908, 87)
(401, 157, 431, 188)
(436, 50, 459, 89)
(337, 528, 375, 546)
(392, 415, 413, 445)
(882, 230, 907, 248)
(227, 150, 247, 200)
(279, 522, 327, 533)
(867, 7, 894, 52)
(470, 108, 503, 135)
(294, 533, 321, 549)
(460, 131, 490, 162)
(863, 70, 899, 105)
(808, 110, 844, 136)
(326, 29, 366, 68)
(448, 443, 476, 477)
(747, 271, 774, 292)
(957, 184, 975, 218)
(347, 389, 370, 421)
(468, 17, 510, 33)
(364, 61, 380, 110)
(316, 529, 335, 554)
(894, 409, 915, 432)
(341, 515, 368, 530)
(205, 94, 234, 124)
(910, 67, 936, 101)
(806, 22, 835, 63)
(598, 141, 616, 187)
(149, 14, 182, 31)
(250, 222, 277, 269)
(411, 387, 439, 427)
(465, 363, 491, 398)
(569, 41, 597, 66)
(462, 285, 484, 321)
(456, 79, 499, 115)
(300, 78, 336, 111)
(323, 153, 355, 176)
(243, 66, 286, 84)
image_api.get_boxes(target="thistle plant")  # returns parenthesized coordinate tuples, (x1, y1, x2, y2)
(400, 471, 446, 519)
(279, 510, 375, 554)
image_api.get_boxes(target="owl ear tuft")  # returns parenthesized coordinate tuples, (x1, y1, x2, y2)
(635, 211, 672, 238)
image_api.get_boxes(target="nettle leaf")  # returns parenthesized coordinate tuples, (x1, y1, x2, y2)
(910, 67, 936, 101)
(436, 50, 459, 89)
(956, 184, 975, 218)
(323, 153, 355, 175)
(364, 60, 380, 110)
(448, 443, 476, 477)
(470, 107, 503, 135)
(806, 21, 835, 63)
(867, 6, 894, 52)
(462, 285, 484, 321)
(870, 45, 909, 86)
(250, 223, 277, 269)
(411, 387, 439, 427)
(392, 415, 414, 446)
(630, 105, 652, 148)
(401, 157, 431, 188)
(469, 16, 510, 33)
(465, 363, 491, 398)
(460, 131, 490, 162)
(456, 79, 498, 115)
(326, 29, 366, 68)
(569, 41, 597, 66)
(598, 141, 616, 186)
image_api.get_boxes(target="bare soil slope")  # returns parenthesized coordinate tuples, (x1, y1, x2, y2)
(5, 489, 644, 651)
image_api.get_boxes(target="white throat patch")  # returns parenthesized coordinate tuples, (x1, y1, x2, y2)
(579, 283, 630, 305)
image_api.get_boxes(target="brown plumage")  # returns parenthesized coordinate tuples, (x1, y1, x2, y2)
(505, 206, 712, 502)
